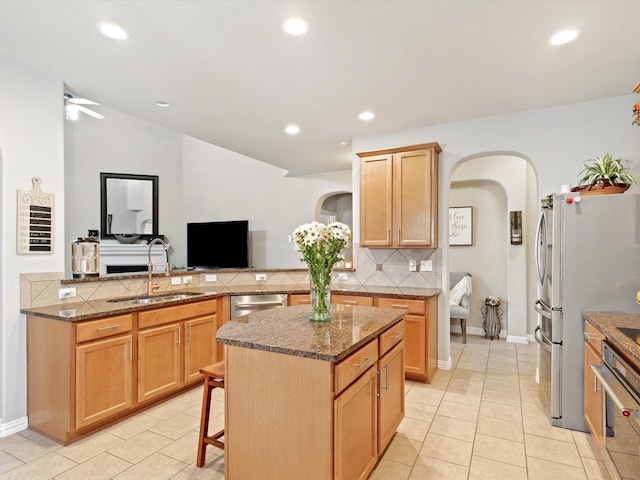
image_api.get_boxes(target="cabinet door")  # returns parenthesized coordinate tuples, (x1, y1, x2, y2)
(394, 149, 437, 247)
(331, 294, 374, 307)
(76, 335, 133, 429)
(403, 314, 426, 378)
(184, 315, 216, 383)
(334, 367, 378, 480)
(138, 323, 182, 403)
(584, 342, 603, 446)
(360, 155, 393, 247)
(378, 341, 405, 453)
(289, 293, 311, 306)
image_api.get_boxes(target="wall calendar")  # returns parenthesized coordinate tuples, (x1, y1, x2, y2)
(17, 177, 54, 254)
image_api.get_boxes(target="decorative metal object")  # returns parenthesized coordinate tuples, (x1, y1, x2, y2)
(481, 296, 503, 340)
(510, 210, 522, 245)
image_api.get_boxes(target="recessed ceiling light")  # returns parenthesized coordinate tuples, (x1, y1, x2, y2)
(283, 18, 309, 35)
(98, 22, 129, 40)
(550, 29, 578, 46)
(358, 111, 375, 121)
(154, 100, 172, 108)
(339, 141, 350, 147)
(285, 124, 300, 135)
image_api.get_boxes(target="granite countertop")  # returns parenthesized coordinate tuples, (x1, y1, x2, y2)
(216, 304, 405, 362)
(21, 284, 439, 322)
(583, 310, 640, 371)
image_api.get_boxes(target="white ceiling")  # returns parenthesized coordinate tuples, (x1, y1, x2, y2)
(1, 1, 639, 176)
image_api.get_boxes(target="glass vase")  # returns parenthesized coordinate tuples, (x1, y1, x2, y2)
(309, 268, 332, 322)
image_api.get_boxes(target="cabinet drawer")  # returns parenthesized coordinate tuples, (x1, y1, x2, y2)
(379, 320, 404, 356)
(377, 297, 425, 315)
(331, 294, 374, 307)
(76, 314, 133, 343)
(584, 320, 604, 354)
(289, 294, 311, 306)
(138, 299, 217, 329)
(335, 339, 378, 394)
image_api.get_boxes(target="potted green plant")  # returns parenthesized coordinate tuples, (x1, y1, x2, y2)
(572, 153, 637, 195)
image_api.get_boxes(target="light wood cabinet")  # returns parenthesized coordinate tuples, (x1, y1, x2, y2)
(75, 334, 133, 429)
(334, 367, 378, 480)
(377, 296, 437, 383)
(331, 293, 374, 307)
(138, 301, 217, 403)
(358, 143, 440, 248)
(288, 293, 311, 306)
(584, 320, 604, 446)
(27, 298, 219, 444)
(225, 318, 405, 480)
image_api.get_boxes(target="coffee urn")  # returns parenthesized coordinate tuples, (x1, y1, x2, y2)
(71, 237, 100, 278)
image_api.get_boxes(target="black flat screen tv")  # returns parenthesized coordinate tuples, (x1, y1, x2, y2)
(187, 220, 249, 269)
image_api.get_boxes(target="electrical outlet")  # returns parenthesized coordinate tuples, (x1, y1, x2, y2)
(183, 275, 193, 284)
(171, 277, 182, 285)
(420, 260, 433, 272)
(256, 273, 267, 281)
(205, 274, 217, 282)
(58, 287, 76, 299)
(408, 260, 417, 272)
(337, 273, 348, 281)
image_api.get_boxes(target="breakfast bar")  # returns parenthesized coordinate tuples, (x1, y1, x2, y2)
(216, 304, 406, 480)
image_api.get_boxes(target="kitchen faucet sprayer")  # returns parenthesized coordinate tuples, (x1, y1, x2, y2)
(147, 238, 170, 295)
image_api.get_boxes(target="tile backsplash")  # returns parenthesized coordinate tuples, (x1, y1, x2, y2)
(21, 246, 441, 308)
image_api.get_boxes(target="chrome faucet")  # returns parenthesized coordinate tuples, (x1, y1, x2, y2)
(147, 238, 170, 295)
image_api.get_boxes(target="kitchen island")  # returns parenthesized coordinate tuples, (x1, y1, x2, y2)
(216, 304, 406, 480)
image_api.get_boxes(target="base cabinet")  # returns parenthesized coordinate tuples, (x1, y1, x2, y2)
(584, 320, 604, 446)
(225, 320, 405, 480)
(76, 334, 133, 429)
(27, 298, 218, 444)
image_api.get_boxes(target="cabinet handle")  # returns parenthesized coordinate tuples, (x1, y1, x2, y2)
(594, 374, 601, 393)
(354, 356, 372, 369)
(343, 300, 358, 305)
(177, 326, 181, 345)
(397, 229, 401, 243)
(391, 304, 408, 309)
(384, 363, 389, 391)
(298, 299, 311, 304)
(387, 229, 391, 242)
(376, 370, 381, 398)
(128, 338, 132, 360)
(390, 331, 402, 340)
(188, 324, 193, 342)
(96, 324, 120, 331)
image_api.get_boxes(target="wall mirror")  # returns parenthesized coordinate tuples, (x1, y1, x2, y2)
(100, 172, 158, 239)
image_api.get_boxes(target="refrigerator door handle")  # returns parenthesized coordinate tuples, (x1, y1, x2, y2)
(534, 326, 552, 352)
(535, 210, 547, 290)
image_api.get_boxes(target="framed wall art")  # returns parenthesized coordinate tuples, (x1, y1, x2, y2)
(449, 206, 472, 246)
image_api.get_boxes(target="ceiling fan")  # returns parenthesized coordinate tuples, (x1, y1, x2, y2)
(63, 93, 105, 120)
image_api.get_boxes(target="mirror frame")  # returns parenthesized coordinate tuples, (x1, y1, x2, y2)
(100, 172, 159, 240)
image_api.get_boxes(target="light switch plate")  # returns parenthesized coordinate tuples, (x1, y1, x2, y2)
(205, 274, 217, 282)
(183, 275, 193, 284)
(256, 273, 267, 281)
(337, 273, 348, 281)
(420, 260, 433, 272)
(171, 277, 182, 285)
(59, 287, 76, 299)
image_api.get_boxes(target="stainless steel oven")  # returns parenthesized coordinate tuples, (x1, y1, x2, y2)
(592, 341, 640, 480)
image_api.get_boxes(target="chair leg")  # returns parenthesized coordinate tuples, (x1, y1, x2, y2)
(196, 378, 213, 468)
(460, 318, 467, 344)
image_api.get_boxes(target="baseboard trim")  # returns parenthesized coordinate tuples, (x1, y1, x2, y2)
(0, 416, 28, 437)
(506, 334, 529, 344)
(438, 356, 452, 370)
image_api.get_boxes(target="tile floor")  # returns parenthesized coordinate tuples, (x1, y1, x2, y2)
(0, 335, 611, 479)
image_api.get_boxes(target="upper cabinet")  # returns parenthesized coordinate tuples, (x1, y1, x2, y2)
(358, 143, 440, 248)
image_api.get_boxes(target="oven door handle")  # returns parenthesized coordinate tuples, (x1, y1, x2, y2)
(591, 364, 640, 415)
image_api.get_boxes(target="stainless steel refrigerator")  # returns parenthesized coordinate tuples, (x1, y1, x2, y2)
(535, 192, 640, 431)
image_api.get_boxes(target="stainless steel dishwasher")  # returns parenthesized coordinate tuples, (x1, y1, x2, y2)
(230, 293, 288, 318)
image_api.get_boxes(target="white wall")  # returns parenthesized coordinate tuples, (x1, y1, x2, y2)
(64, 105, 183, 271)
(352, 94, 639, 365)
(0, 59, 65, 432)
(182, 136, 352, 269)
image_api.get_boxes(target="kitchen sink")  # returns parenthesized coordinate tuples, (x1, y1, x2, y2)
(107, 291, 204, 306)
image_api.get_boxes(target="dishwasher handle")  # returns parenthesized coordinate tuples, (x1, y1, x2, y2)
(234, 301, 285, 309)
(591, 364, 640, 415)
